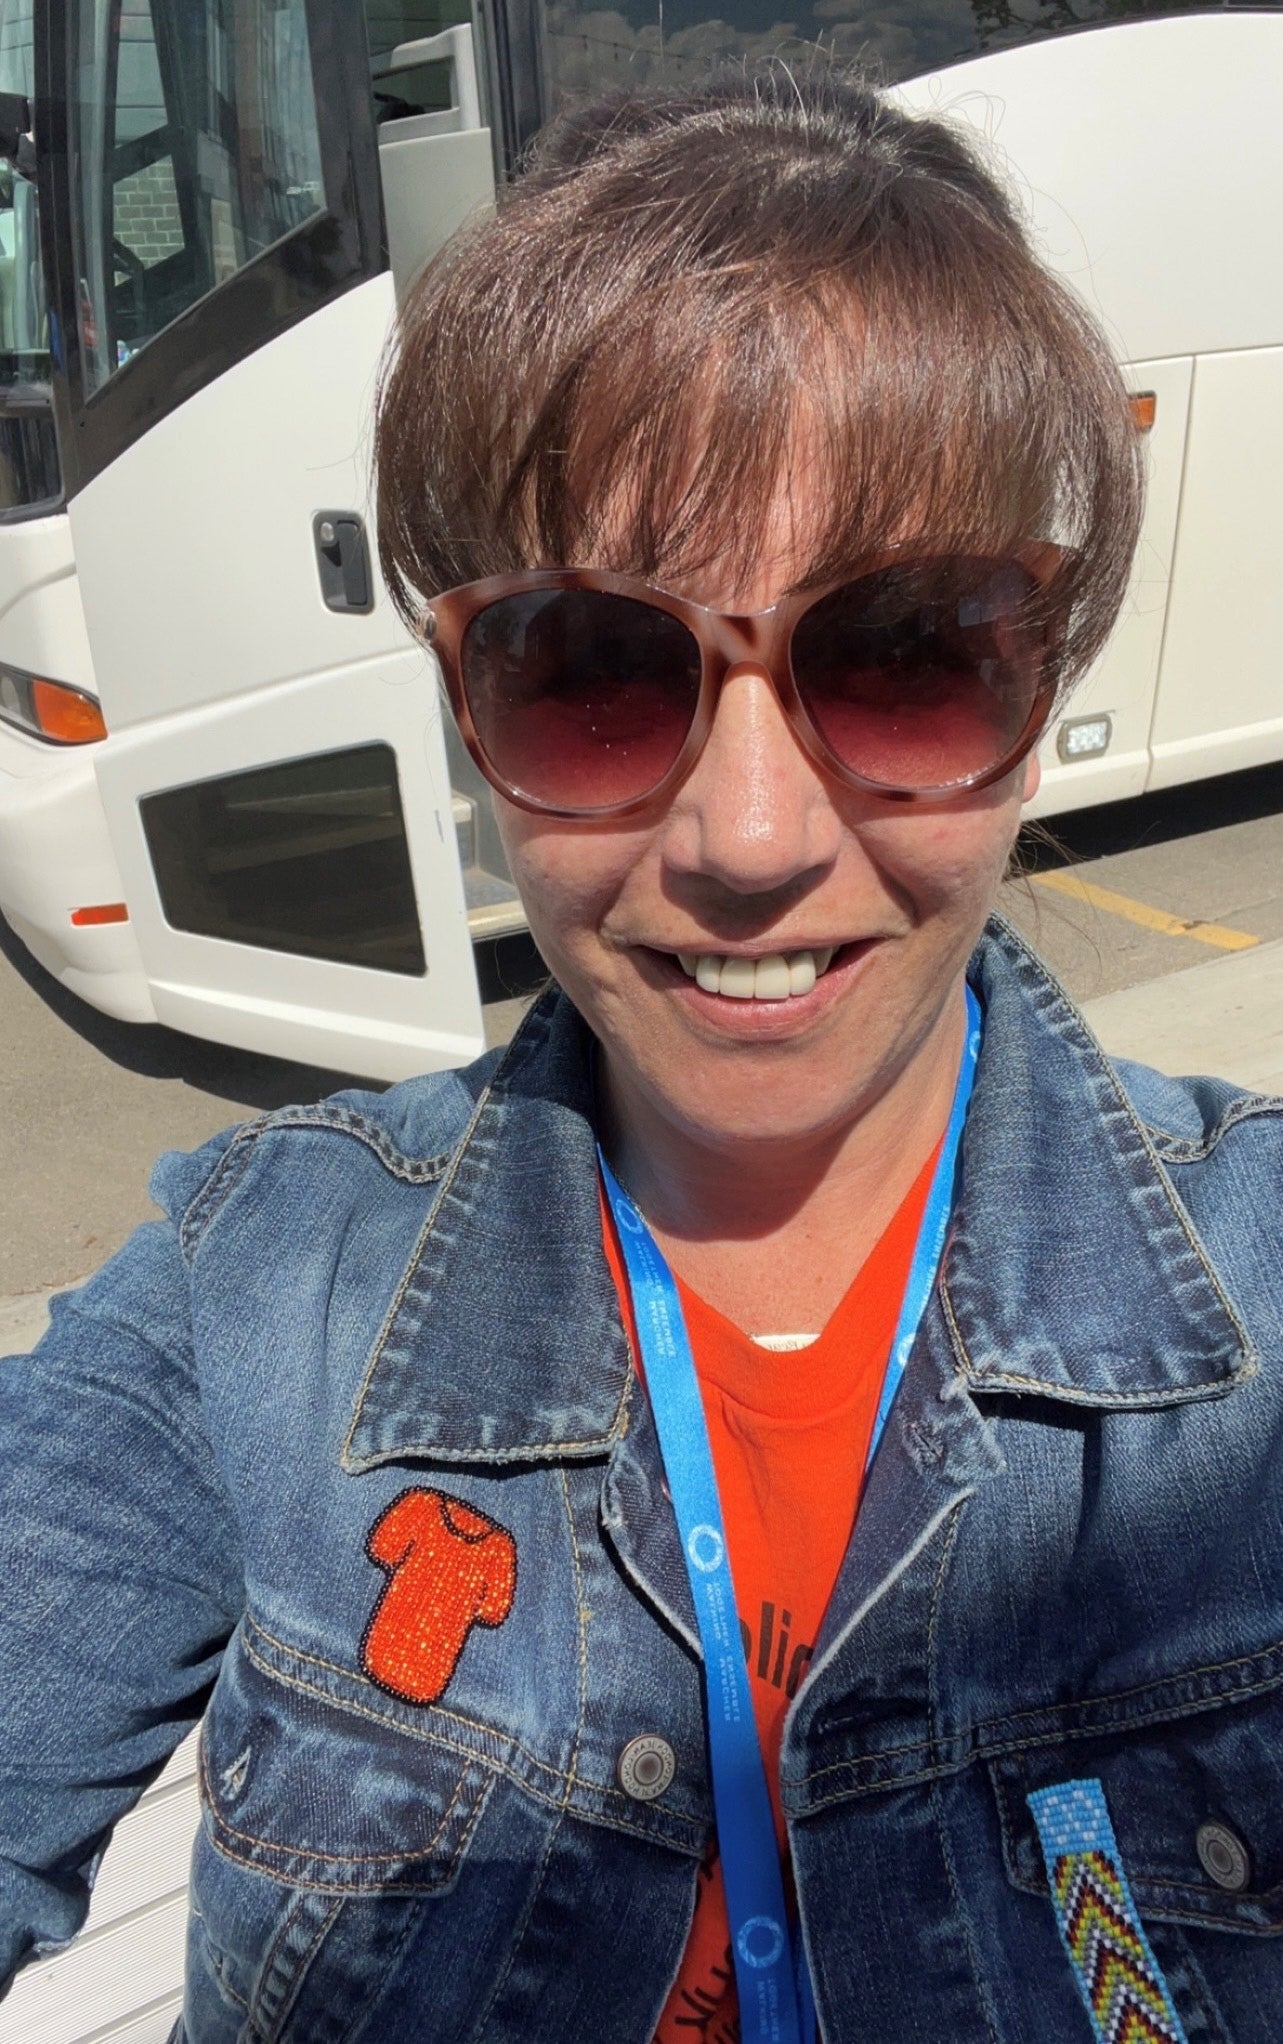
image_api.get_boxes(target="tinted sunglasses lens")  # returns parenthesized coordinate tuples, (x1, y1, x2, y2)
(460, 588, 702, 810)
(791, 558, 1048, 790)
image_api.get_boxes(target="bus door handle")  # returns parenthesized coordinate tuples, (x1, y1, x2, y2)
(314, 513, 374, 614)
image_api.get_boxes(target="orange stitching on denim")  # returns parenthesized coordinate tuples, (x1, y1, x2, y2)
(471, 1799, 565, 2035)
(199, 1722, 472, 1865)
(925, 1503, 964, 1746)
(799, 1635, 1283, 1786)
(558, 1468, 589, 1811)
(253, 1889, 344, 2033)
(342, 1078, 499, 1467)
(203, 1841, 451, 1899)
(236, 1626, 705, 1852)
(1071, 1050, 1255, 1352)
(940, 1248, 1254, 1401)
(799, 1663, 1283, 1807)
(983, 1637, 1283, 1737)
(244, 1614, 559, 1789)
(341, 997, 631, 1468)
(961, 1367, 1254, 1402)
(260, 1102, 453, 1181)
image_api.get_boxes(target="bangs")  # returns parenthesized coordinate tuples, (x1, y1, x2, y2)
(377, 69, 1142, 702)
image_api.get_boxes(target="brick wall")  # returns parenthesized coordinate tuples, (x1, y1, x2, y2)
(114, 156, 185, 269)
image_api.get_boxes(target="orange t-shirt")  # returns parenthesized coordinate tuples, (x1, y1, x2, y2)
(601, 1149, 940, 2044)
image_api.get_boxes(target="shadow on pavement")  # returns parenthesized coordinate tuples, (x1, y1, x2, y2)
(1, 915, 550, 1110)
(0, 910, 372, 1109)
(1019, 759, 1283, 871)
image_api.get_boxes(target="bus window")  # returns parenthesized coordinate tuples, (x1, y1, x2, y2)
(365, 2, 474, 68)
(140, 745, 428, 976)
(542, 0, 1212, 104)
(0, 0, 58, 511)
(69, 0, 326, 392)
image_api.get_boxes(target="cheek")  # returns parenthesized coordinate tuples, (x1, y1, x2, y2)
(491, 799, 645, 968)
(863, 797, 1021, 916)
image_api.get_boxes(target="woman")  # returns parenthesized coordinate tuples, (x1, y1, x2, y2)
(3, 67, 1281, 2044)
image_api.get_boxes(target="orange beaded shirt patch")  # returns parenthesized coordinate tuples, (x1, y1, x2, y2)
(361, 1487, 518, 1705)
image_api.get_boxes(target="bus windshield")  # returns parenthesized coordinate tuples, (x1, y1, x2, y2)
(68, 0, 326, 393)
(0, 0, 48, 395)
(543, 0, 1216, 103)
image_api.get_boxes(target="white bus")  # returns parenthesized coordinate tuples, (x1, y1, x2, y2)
(0, 0, 1278, 1094)
(0, 8, 1280, 2042)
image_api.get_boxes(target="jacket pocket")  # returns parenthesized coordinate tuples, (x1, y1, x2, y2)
(988, 1684, 1283, 1936)
(198, 1620, 493, 1895)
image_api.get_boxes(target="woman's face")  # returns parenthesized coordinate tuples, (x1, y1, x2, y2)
(491, 524, 1040, 1163)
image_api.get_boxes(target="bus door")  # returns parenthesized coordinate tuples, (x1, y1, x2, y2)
(41, 0, 491, 1080)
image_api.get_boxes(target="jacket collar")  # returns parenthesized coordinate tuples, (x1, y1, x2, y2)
(943, 916, 1254, 1405)
(343, 916, 1254, 1473)
(343, 989, 632, 1471)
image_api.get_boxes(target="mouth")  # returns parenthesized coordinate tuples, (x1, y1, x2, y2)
(665, 943, 853, 1002)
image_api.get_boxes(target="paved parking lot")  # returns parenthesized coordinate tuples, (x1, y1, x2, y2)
(5, 759, 1283, 1347)
(1001, 764, 1283, 998)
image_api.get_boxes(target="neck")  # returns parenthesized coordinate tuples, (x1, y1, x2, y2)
(598, 983, 968, 1331)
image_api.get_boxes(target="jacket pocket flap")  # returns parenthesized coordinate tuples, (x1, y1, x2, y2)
(989, 1689, 1283, 1934)
(199, 1625, 492, 1893)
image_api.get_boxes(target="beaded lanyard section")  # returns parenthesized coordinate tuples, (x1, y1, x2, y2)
(1028, 1779, 1190, 2044)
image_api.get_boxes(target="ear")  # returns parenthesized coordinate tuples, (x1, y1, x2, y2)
(1021, 751, 1042, 804)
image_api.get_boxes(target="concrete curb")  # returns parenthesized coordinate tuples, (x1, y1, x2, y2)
(0, 1287, 54, 1358)
(1083, 937, 1283, 1094)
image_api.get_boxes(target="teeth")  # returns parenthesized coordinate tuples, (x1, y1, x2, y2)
(752, 955, 792, 1001)
(786, 951, 816, 998)
(719, 956, 757, 1000)
(695, 955, 722, 993)
(681, 947, 842, 1000)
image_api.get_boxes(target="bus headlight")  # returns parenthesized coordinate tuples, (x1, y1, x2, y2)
(0, 664, 108, 744)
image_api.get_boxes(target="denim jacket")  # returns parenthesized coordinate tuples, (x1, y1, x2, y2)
(3, 917, 1282, 2043)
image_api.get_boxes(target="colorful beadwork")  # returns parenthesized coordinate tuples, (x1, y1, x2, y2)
(1028, 1778, 1189, 2044)
(362, 1487, 517, 1705)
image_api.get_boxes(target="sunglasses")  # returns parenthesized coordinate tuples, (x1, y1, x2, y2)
(419, 545, 1066, 819)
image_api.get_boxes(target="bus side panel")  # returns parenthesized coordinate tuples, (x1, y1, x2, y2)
(0, 515, 97, 691)
(895, 14, 1283, 368)
(1026, 355, 1191, 821)
(65, 277, 403, 733)
(1147, 345, 1283, 791)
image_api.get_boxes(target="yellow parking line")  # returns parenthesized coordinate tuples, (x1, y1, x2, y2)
(1030, 869, 1260, 951)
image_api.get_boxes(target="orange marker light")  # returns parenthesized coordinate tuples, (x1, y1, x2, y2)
(1129, 392, 1157, 434)
(70, 902, 129, 927)
(31, 678, 108, 744)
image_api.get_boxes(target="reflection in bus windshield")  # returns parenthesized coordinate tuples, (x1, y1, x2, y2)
(69, 0, 326, 391)
(543, 0, 1213, 99)
(0, 0, 46, 394)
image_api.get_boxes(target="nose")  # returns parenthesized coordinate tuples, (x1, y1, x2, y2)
(660, 664, 845, 895)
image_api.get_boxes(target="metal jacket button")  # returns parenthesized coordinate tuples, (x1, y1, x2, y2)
(1195, 1820, 1251, 1892)
(617, 1734, 676, 1802)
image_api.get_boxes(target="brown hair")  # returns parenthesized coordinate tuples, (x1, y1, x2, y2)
(377, 65, 1143, 700)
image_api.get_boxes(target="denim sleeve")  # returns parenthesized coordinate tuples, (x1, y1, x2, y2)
(0, 1139, 246, 1992)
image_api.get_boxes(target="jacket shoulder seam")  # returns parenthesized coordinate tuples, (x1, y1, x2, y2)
(178, 1107, 456, 1262)
(246, 1103, 457, 1182)
(179, 1116, 273, 1263)
(1142, 1092, 1283, 1163)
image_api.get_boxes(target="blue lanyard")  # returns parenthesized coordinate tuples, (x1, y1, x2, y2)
(598, 986, 981, 2044)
